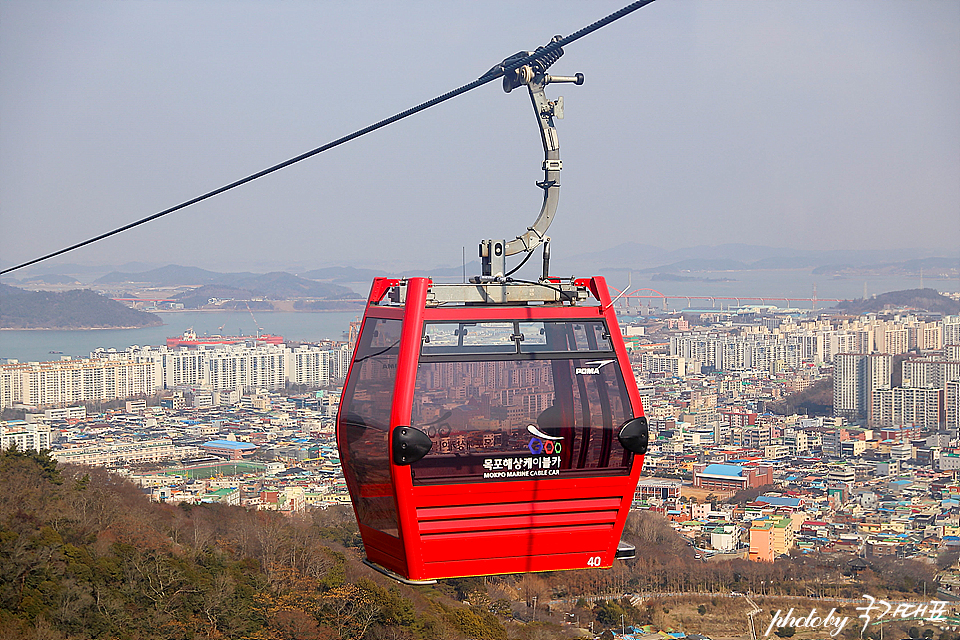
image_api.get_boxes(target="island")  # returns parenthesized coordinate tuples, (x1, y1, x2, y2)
(0, 284, 163, 329)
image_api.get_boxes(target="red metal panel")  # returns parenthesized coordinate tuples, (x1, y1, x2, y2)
(421, 523, 613, 548)
(367, 277, 401, 305)
(418, 510, 619, 533)
(361, 525, 407, 576)
(388, 277, 431, 579)
(419, 523, 619, 575)
(421, 304, 604, 322)
(412, 475, 636, 505)
(404, 456, 644, 580)
(417, 496, 622, 520)
(364, 307, 406, 320)
(422, 549, 617, 579)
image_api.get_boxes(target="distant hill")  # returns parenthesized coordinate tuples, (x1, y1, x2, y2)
(233, 271, 360, 299)
(172, 285, 258, 309)
(814, 257, 960, 278)
(94, 264, 258, 286)
(555, 243, 957, 275)
(638, 258, 751, 273)
(299, 266, 382, 283)
(19, 274, 82, 285)
(172, 277, 360, 310)
(651, 273, 736, 283)
(833, 288, 960, 315)
(0, 284, 162, 329)
(93, 265, 360, 301)
(228, 272, 358, 299)
(554, 242, 957, 271)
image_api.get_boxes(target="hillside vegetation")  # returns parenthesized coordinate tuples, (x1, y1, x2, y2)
(833, 288, 960, 315)
(767, 377, 833, 416)
(0, 284, 162, 329)
(0, 448, 940, 640)
(0, 448, 509, 640)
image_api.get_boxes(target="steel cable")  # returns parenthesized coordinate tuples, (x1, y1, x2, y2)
(1, 0, 657, 275)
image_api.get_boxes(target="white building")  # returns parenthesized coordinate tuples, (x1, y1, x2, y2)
(871, 386, 943, 428)
(944, 316, 960, 347)
(0, 359, 162, 409)
(834, 353, 891, 420)
(641, 353, 688, 377)
(52, 439, 200, 466)
(0, 422, 52, 452)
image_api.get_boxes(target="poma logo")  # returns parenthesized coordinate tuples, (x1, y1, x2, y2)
(574, 359, 616, 375)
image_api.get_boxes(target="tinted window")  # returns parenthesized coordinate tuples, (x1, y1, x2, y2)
(421, 322, 517, 355)
(338, 318, 402, 536)
(421, 320, 612, 356)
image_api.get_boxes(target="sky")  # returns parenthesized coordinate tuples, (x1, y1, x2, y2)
(1, 0, 958, 274)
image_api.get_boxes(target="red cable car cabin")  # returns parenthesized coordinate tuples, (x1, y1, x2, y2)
(336, 275, 649, 582)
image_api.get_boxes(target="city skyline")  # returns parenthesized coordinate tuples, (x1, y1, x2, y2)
(2, 1, 958, 274)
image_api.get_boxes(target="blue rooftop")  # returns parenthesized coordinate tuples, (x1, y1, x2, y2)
(702, 464, 743, 477)
(202, 440, 257, 450)
(757, 496, 801, 508)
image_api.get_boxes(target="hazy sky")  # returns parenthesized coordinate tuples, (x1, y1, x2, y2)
(1, 0, 958, 273)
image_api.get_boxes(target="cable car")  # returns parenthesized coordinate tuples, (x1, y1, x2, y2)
(336, 42, 649, 583)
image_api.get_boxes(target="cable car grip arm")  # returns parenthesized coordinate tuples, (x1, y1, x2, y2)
(480, 38, 583, 278)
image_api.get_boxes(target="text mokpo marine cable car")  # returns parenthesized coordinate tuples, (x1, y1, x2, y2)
(335, 41, 649, 583)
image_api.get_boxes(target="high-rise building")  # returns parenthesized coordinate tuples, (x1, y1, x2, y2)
(0, 340, 352, 409)
(871, 387, 943, 428)
(902, 359, 960, 390)
(0, 358, 163, 409)
(947, 380, 960, 431)
(834, 353, 891, 420)
(944, 316, 960, 347)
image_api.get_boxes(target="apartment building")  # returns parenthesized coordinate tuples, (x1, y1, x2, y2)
(0, 358, 162, 409)
(944, 315, 960, 347)
(0, 422, 52, 452)
(871, 387, 943, 428)
(749, 516, 795, 562)
(833, 353, 891, 420)
(1, 341, 353, 409)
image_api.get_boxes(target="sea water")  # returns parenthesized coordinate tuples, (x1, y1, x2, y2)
(0, 310, 361, 363)
(2, 270, 956, 364)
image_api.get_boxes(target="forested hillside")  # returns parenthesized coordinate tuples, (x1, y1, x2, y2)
(0, 449, 509, 640)
(0, 284, 162, 329)
(0, 449, 940, 640)
(834, 288, 960, 315)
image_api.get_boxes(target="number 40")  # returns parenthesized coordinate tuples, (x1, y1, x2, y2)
(586, 555, 602, 567)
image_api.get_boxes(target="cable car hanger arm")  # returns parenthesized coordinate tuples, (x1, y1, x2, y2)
(479, 37, 584, 280)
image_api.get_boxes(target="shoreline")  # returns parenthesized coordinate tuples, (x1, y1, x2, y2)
(0, 325, 163, 331)
(149, 307, 363, 313)
(0, 308, 365, 331)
